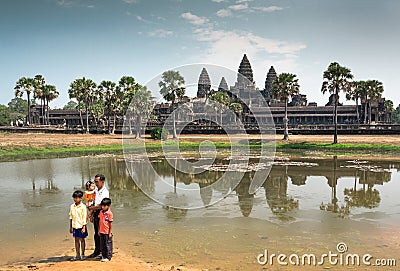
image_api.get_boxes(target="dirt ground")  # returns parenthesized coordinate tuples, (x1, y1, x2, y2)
(2, 133, 400, 149)
(0, 249, 202, 271)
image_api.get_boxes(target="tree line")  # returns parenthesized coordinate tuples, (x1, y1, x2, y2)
(67, 76, 154, 135)
(1, 63, 396, 144)
(273, 62, 389, 143)
(3, 75, 153, 136)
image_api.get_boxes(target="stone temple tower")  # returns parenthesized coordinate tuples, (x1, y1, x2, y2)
(197, 68, 211, 98)
(263, 66, 277, 104)
(218, 77, 229, 92)
(237, 54, 254, 86)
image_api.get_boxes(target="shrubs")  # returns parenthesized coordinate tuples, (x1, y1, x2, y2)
(150, 127, 168, 140)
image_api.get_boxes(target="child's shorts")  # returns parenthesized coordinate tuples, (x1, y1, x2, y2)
(73, 228, 88, 238)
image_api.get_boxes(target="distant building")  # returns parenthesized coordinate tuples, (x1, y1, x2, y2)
(197, 68, 211, 99)
(26, 53, 392, 132)
(152, 53, 391, 127)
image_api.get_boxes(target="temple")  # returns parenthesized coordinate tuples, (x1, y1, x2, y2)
(197, 68, 211, 99)
(22, 54, 392, 134)
(150, 54, 391, 133)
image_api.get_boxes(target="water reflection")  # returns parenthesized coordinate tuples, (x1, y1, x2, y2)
(264, 167, 299, 221)
(1, 155, 400, 266)
(88, 155, 396, 221)
(1, 155, 397, 221)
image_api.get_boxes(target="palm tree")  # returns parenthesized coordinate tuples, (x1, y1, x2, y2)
(365, 80, 384, 124)
(321, 62, 353, 144)
(159, 70, 185, 138)
(42, 85, 59, 125)
(97, 80, 120, 134)
(14, 77, 35, 124)
(119, 76, 142, 134)
(209, 91, 230, 124)
(68, 77, 97, 133)
(384, 100, 394, 123)
(89, 100, 104, 125)
(33, 75, 46, 124)
(129, 87, 154, 138)
(229, 102, 243, 124)
(272, 73, 300, 140)
(346, 80, 365, 123)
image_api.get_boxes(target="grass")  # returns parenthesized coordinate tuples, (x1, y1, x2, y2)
(276, 142, 400, 152)
(1, 141, 400, 162)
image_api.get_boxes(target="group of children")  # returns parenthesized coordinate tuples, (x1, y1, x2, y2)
(69, 180, 113, 262)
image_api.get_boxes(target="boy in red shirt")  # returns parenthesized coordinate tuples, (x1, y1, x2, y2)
(98, 197, 113, 262)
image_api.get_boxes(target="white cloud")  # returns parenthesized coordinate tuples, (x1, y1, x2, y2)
(184, 16, 306, 87)
(147, 29, 173, 38)
(211, 0, 228, 2)
(216, 2, 285, 17)
(254, 6, 284, 12)
(57, 0, 95, 8)
(136, 15, 153, 24)
(216, 9, 233, 17)
(122, 0, 138, 3)
(228, 3, 249, 11)
(181, 12, 209, 25)
(217, 0, 285, 17)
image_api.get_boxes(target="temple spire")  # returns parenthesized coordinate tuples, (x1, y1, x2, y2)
(265, 66, 277, 91)
(238, 54, 254, 84)
(218, 77, 229, 92)
(197, 68, 211, 98)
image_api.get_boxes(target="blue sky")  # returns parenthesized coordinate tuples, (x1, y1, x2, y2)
(1, 0, 399, 108)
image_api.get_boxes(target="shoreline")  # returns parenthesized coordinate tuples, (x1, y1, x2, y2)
(0, 248, 202, 271)
(2, 133, 400, 162)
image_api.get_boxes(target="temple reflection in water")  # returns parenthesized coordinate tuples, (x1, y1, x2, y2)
(73, 155, 394, 220)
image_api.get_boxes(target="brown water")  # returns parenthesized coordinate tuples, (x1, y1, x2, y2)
(1, 155, 400, 270)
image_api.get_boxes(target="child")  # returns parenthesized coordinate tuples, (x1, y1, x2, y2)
(98, 197, 113, 262)
(69, 190, 88, 261)
(84, 180, 96, 222)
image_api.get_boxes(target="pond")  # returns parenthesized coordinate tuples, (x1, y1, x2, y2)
(1, 154, 399, 270)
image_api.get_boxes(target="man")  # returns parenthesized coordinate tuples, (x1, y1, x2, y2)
(88, 174, 109, 258)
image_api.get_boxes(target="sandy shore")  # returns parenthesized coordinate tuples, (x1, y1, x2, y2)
(0, 249, 202, 271)
(2, 133, 400, 149)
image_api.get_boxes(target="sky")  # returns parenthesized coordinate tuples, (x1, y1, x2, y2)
(1, 0, 399, 108)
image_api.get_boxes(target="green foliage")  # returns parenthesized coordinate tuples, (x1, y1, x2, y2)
(8, 97, 28, 115)
(209, 92, 230, 107)
(129, 87, 153, 120)
(209, 91, 230, 123)
(89, 100, 105, 121)
(321, 62, 353, 96)
(385, 100, 394, 112)
(97, 80, 121, 114)
(150, 127, 168, 140)
(0, 105, 11, 126)
(119, 76, 143, 113)
(229, 102, 243, 114)
(63, 100, 79, 110)
(159, 70, 185, 103)
(272, 73, 300, 100)
(321, 62, 354, 143)
(69, 77, 97, 132)
(392, 104, 400, 124)
(272, 73, 300, 140)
